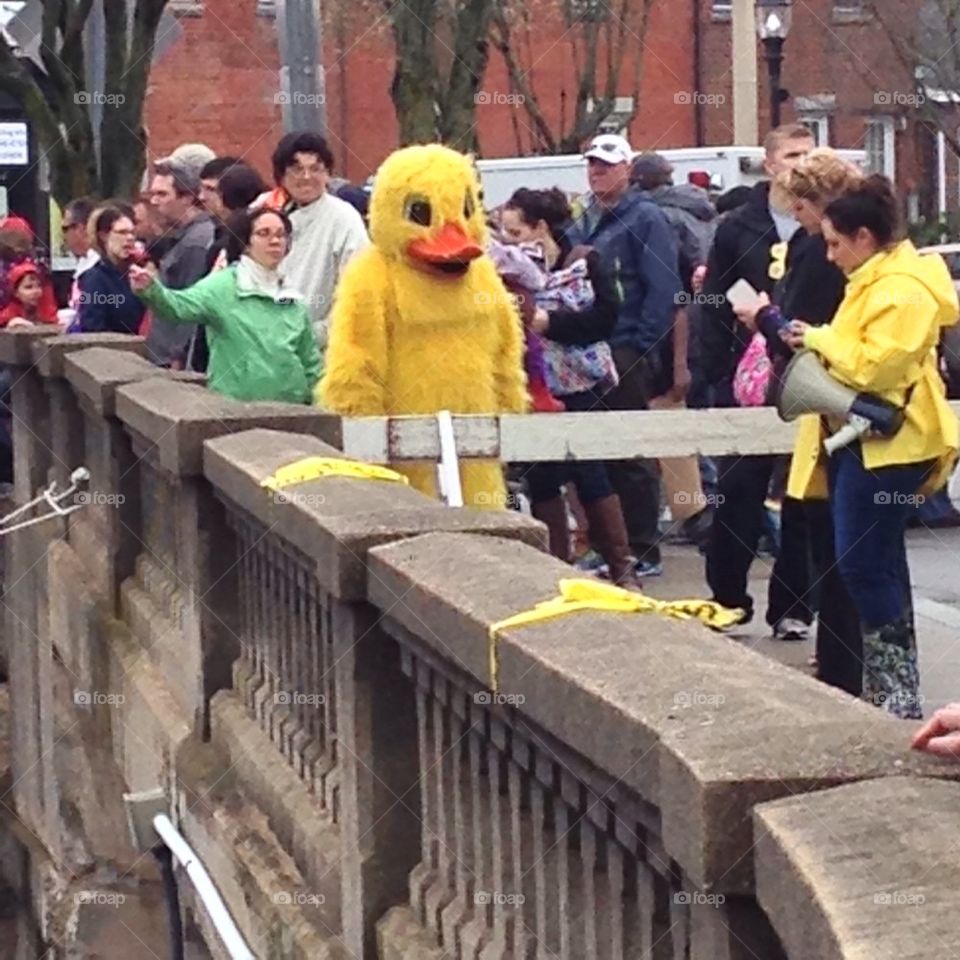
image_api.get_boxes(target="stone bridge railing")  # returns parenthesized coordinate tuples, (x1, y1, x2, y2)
(1, 328, 959, 959)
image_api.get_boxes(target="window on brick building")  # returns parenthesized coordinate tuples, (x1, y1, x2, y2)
(800, 114, 830, 146)
(864, 117, 896, 180)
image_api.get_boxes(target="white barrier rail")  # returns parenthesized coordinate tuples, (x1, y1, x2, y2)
(339, 403, 960, 463)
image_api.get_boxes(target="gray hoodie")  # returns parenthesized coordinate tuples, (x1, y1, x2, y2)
(635, 183, 717, 272)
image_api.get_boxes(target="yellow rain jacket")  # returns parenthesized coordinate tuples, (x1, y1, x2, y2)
(788, 239, 959, 500)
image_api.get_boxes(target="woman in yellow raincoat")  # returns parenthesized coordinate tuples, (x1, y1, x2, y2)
(784, 175, 959, 720)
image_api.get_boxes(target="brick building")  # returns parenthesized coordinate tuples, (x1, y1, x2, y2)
(145, 0, 950, 219)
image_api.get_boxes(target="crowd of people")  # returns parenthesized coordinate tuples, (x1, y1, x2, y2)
(1, 122, 959, 728)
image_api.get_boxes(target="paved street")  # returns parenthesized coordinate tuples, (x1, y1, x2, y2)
(645, 527, 960, 715)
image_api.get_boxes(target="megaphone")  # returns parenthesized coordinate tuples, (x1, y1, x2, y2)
(776, 351, 905, 455)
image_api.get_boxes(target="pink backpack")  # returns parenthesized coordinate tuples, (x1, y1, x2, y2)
(733, 333, 772, 406)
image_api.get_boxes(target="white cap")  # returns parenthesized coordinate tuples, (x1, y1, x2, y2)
(155, 143, 217, 177)
(583, 133, 634, 165)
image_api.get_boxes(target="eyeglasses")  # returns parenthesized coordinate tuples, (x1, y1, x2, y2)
(288, 163, 325, 178)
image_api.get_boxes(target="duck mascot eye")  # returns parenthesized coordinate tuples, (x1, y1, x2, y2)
(317, 143, 529, 509)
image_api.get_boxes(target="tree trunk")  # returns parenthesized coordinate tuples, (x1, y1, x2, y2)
(0, 0, 167, 207)
(387, 0, 440, 143)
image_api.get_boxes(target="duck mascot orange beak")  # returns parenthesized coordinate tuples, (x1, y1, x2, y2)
(407, 222, 483, 274)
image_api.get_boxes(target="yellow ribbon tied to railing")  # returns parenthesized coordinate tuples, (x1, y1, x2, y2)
(260, 456, 409, 494)
(486, 578, 744, 692)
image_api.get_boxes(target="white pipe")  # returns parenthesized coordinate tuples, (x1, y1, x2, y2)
(152, 814, 255, 960)
(938, 129, 947, 218)
(435, 410, 464, 507)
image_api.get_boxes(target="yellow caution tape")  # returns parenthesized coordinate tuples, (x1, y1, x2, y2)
(260, 456, 409, 493)
(486, 578, 744, 692)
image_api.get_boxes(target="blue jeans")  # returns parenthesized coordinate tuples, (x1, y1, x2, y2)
(828, 446, 932, 629)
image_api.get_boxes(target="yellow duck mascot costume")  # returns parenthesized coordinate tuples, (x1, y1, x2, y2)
(319, 144, 529, 508)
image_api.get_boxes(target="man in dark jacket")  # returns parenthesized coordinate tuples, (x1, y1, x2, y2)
(631, 152, 717, 287)
(568, 134, 682, 576)
(146, 160, 215, 367)
(700, 123, 814, 632)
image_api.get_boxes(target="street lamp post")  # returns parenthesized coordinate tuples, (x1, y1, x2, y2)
(755, 0, 793, 129)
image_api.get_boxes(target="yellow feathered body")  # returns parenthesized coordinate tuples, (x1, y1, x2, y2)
(320, 145, 528, 507)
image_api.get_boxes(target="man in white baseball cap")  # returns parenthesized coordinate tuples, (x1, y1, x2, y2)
(583, 133, 634, 166)
(569, 130, 682, 579)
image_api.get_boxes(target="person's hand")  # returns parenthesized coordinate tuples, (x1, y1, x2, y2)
(531, 307, 549, 335)
(6, 317, 33, 329)
(733, 291, 769, 333)
(691, 264, 707, 295)
(668, 363, 692, 403)
(128, 263, 157, 293)
(782, 319, 810, 350)
(912, 702, 960, 759)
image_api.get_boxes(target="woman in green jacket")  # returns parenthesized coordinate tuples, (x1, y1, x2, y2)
(130, 206, 321, 404)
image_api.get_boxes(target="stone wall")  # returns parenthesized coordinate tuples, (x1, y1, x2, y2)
(2, 328, 960, 958)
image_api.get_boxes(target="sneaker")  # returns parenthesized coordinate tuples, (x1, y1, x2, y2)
(574, 549, 608, 577)
(633, 559, 664, 578)
(773, 617, 810, 642)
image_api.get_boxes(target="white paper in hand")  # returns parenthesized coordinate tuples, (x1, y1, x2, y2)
(726, 278, 762, 311)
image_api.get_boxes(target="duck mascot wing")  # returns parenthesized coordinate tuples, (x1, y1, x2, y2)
(319, 144, 529, 508)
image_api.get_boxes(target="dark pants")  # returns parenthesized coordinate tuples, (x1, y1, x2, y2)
(804, 499, 863, 696)
(828, 446, 931, 629)
(705, 454, 813, 624)
(602, 346, 663, 564)
(526, 389, 613, 505)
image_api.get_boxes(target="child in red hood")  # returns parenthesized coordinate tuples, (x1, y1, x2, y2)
(0, 261, 59, 328)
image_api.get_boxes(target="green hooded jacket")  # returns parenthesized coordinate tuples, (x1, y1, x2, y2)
(140, 263, 321, 404)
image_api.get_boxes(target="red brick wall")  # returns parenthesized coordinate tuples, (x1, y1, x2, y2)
(144, 0, 942, 214)
(144, 0, 698, 183)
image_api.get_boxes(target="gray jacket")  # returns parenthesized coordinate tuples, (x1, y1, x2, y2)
(146, 212, 215, 366)
(635, 184, 717, 278)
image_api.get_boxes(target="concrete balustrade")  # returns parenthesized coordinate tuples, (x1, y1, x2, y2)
(1, 330, 959, 959)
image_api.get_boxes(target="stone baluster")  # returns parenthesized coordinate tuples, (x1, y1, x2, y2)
(440, 688, 472, 948)
(300, 575, 323, 792)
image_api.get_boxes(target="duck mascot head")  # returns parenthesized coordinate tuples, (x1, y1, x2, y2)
(319, 144, 528, 508)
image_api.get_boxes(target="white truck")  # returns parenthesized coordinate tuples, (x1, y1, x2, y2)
(476, 146, 867, 209)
